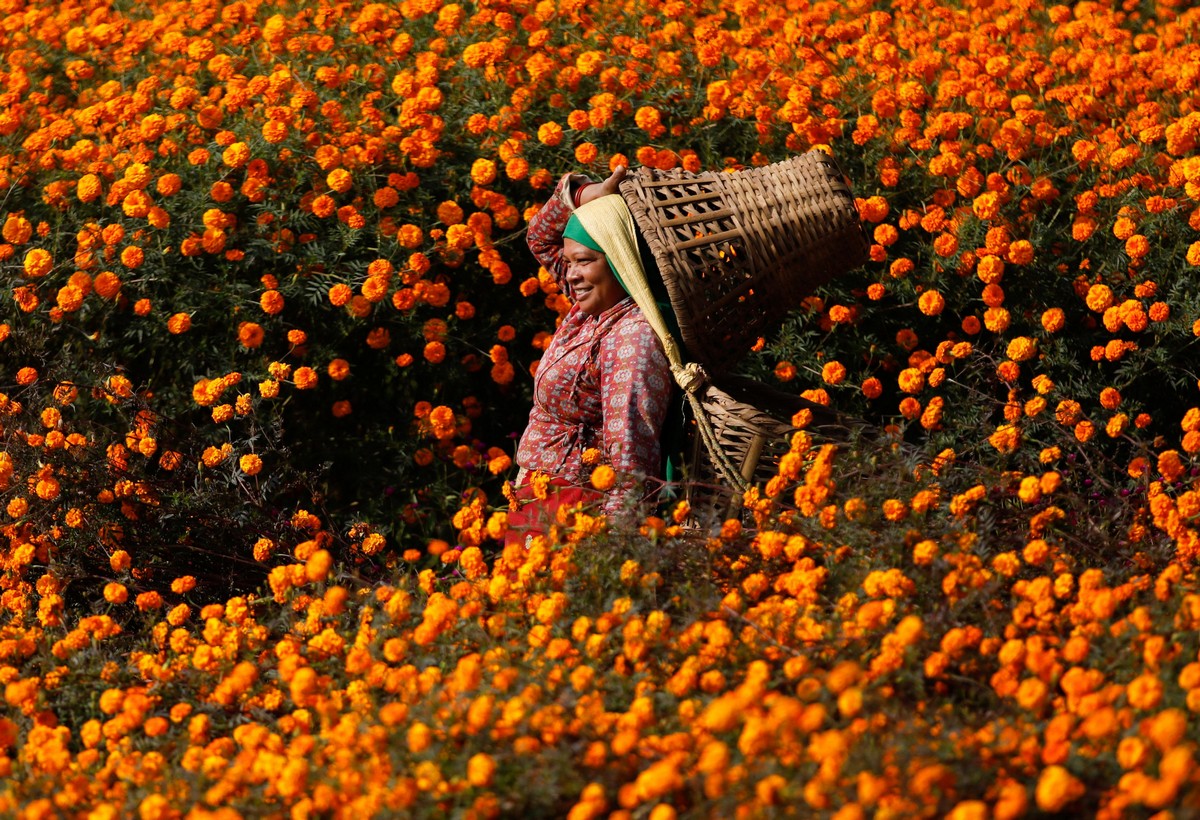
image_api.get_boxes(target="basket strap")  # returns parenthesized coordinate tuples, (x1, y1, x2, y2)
(571, 195, 749, 494)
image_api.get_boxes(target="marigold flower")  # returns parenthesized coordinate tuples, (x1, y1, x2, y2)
(820, 361, 846, 385)
(590, 465, 616, 491)
(166, 313, 191, 334)
(898, 368, 924, 394)
(1006, 337, 1036, 362)
(327, 359, 350, 380)
(436, 200, 464, 225)
(1040, 308, 1064, 333)
(136, 591, 163, 611)
(23, 248, 52, 278)
(237, 322, 264, 348)
(222, 142, 250, 168)
(260, 290, 284, 315)
(917, 290, 944, 316)
(1035, 766, 1083, 812)
(1085, 283, 1114, 312)
(97, 580, 129, 606)
(293, 367, 318, 389)
(239, 454, 263, 475)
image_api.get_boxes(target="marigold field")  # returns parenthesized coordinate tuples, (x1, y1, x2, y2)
(5, 0, 1200, 815)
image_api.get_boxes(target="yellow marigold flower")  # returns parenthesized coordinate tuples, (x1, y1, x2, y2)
(470, 158, 497, 185)
(222, 142, 250, 168)
(898, 368, 925, 394)
(1086, 283, 1114, 312)
(23, 248, 52, 278)
(103, 582, 128, 604)
(467, 753, 496, 787)
(917, 290, 945, 316)
(77, 174, 102, 202)
(2, 214, 29, 243)
(327, 168, 353, 193)
(305, 549, 332, 583)
(360, 533, 385, 556)
(1034, 765, 1083, 812)
(239, 454, 262, 476)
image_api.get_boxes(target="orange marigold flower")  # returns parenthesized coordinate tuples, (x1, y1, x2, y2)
(1125, 234, 1150, 258)
(575, 142, 598, 164)
(1085, 284, 1114, 313)
(238, 322, 264, 348)
(821, 361, 846, 385)
(327, 359, 350, 381)
(260, 290, 284, 315)
(590, 465, 617, 491)
(1035, 766, 1084, 813)
(918, 290, 945, 316)
(136, 591, 163, 611)
(293, 367, 318, 389)
(537, 122, 563, 146)
(23, 248, 52, 278)
(222, 142, 250, 168)
(166, 313, 192, 334)
(1006, 336, 1036, 362)
(436, 201, 464, 225)
(327, 168, 353, 193)
(471, 158, 497, 185)
(328, 284, 353, 306)
(424, 341, 446, 363)
(1041, 308, 1065, 333)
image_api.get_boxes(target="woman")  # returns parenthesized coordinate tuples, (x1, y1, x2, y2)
(506, 166, 673, 544)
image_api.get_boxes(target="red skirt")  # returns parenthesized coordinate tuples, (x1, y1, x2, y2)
(504, 477, 602, 546)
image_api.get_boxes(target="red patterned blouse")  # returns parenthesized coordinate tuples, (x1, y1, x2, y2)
(515, 176, 673, 514)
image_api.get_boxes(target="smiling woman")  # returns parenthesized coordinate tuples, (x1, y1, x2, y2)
(506, 167, 673, 545)
(561, 237, 626, 316)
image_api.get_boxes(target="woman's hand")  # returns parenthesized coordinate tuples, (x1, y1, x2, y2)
(578, 165, 627, 206)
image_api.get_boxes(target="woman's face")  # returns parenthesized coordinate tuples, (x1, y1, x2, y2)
(563, 237, 626, 316)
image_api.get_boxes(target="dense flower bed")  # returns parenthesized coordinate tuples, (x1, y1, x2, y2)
(4, 0, 1200, 814)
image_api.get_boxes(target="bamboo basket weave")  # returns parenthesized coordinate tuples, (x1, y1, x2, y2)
(683, 376, 852, 518)
(620, 151, 868, 375)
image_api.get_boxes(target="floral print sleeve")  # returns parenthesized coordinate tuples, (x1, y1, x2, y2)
(525, 173, 586, 298)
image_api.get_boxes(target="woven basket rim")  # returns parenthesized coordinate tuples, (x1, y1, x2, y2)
(620, 151, 869, 374)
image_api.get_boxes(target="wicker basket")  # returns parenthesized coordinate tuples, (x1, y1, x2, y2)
(620, 151, 868, 375)
(683, 376, 853, 519)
